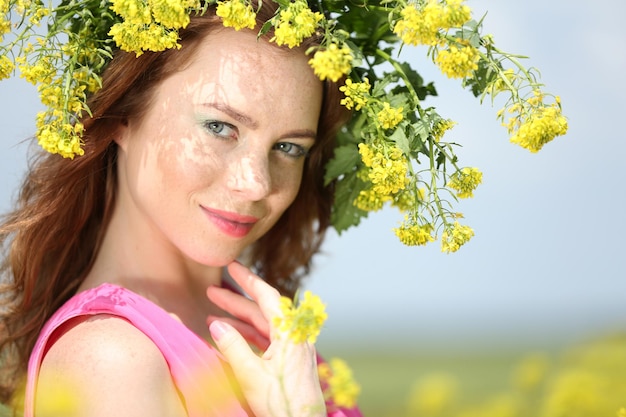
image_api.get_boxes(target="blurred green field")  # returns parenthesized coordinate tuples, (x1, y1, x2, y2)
(329, 349, 529, 416)
(334, 334, 626, 417)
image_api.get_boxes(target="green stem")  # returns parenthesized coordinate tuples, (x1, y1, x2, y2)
(375, 47, 426, 118)
(427, 137, 450, 231)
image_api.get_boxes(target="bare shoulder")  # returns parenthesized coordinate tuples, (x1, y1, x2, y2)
(37, 314, 187, 417)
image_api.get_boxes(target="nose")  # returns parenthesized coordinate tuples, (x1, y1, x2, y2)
(225, 151, 272, 201)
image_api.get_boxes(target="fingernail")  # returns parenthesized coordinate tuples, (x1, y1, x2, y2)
(209, 321, 228, 341)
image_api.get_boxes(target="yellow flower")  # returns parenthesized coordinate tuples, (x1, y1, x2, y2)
(0, 0, 10, 37)
(442, 0, 471, 28)
(369, 161, 408, 195)
(13, 0, 31, 14)
(28, 4, 50, 25)
(376, 102, 404, 129)
(339, 78, 370, 111)
(358, 142, 409, 196)
(308, 43, 352, 82)
(36, 112, 85, 159)
(435, 44, 479, 79)
(447, 167, 482, 199)
(151, 0, 198, 29)
(273, 290, 327, 344)
(272, 0, 322, 48)
(392, 186, 423, 211)
(18, 58, 55, 85)
(216, 0, 256, 31)
(441, 221, 474, 253)
(318, 358, 361, 409)
(354, 188, 390, 212)
(110, 0, 152, 25)
(393, 0, 472, 47)
(432, 118, 456, 141)
(109, 21, 180, 55)
(393, 222, 435, 246)
(393, 2, 442, 47)
(508, 103, 568, 153)
(0, 20, 10, 41)
(0, 54, 14, 80)
(357, 143, 374, 167)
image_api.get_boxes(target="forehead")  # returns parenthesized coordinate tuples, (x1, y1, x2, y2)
(188, 29, 317, 92)
(159, 28, 323, 124)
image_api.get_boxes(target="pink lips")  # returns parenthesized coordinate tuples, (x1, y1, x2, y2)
(202, 207, 259, 238)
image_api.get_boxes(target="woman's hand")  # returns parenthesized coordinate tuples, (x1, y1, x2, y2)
(206, 276, 271, 351)
(207, 262, 326, 417)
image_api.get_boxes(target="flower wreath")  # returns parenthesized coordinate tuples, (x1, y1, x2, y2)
(0, 0, 568, 252)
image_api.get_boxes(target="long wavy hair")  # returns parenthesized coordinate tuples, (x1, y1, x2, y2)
(0, 6, 350, 407)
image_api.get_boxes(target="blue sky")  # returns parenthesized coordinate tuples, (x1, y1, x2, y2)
(1, 0, 625, 353)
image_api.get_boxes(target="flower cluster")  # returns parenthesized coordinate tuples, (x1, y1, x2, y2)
(308, 43, 353, 82)
(216, 0, 256, 30)
(271, 0, 322, 48)
(0, 0, 569, 251)
(393, 0, 471, 47)
(358, 142, 409, 199)
(440, 221, 474, 253)
(318, 358, 361, 409)
(447, 167, 483, 199)
(394, 222, 435, 247)
(502, 92, 568, 153)
(109, 0, 200, 54)
(273, 290, 327, 344)
(321, 0, 567, 252)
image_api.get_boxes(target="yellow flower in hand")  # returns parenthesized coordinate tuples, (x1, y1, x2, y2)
(273, 291, 327, 344)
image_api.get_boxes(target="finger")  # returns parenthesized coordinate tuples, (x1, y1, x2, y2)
(209, 321, 259, 374)
(226, 262, 282, 323)
(206, 285, 270, 338)
(206, 315, 270, 351)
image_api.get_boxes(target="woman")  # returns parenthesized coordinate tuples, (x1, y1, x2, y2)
(0, 5, 355, 417)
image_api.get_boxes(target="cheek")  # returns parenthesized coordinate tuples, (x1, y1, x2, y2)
(159, 132, 223, 185)
(271, 163, 305, 209)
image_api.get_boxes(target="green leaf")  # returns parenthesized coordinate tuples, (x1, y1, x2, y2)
(397, 62, 438, 100)
(331, 173, 369, 233)
(258, 20, 274, 38)
(324, 144, 360, 185)
(389, 125, 410, 155)
(463, 58, 501, 97)
(435, 149, 446, 170)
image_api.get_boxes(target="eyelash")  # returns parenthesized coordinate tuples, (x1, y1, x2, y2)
(203, 120, 237, 139)
(203, 120, 308, 158)
(273, 142, 308, 159)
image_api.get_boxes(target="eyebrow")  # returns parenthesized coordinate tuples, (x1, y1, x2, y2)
(202, 102, 258, 129)
(202, 102, 317, 141)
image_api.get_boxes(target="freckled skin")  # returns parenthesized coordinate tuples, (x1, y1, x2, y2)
(112, 28, 323, 269)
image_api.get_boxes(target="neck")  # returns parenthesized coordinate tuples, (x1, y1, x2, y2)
(81, 196, 225, 340)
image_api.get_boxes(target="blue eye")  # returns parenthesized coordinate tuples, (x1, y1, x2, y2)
(273, 142, 308, 158)
(204, 121, 237, 139)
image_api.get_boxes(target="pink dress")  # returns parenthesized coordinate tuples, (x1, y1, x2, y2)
(24, 283, 363, 417)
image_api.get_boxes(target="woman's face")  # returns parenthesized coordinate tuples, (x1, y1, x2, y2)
(115, 27, 323, 266)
